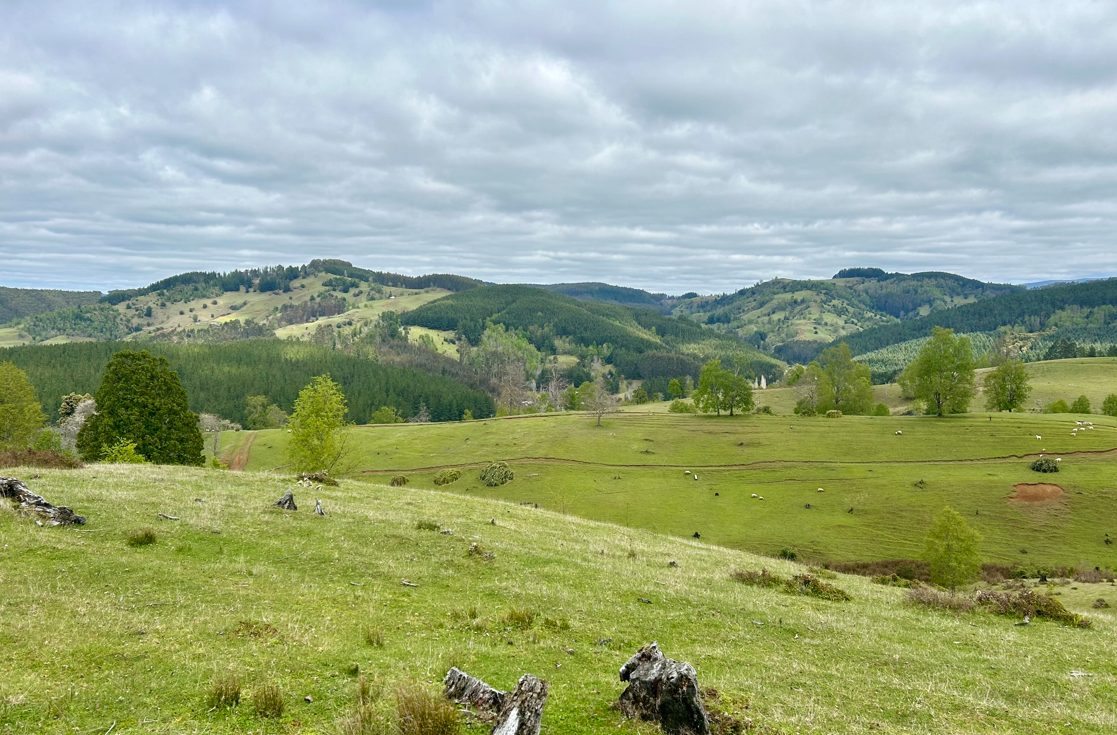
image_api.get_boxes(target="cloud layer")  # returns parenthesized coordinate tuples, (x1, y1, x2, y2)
(2, 1, 1116, 293)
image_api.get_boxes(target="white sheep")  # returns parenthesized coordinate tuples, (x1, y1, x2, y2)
(895, 430, 903, 435)
(1056, 458, 1062, 462)
(1036, 435, 1042, 440)
(694, 475, 698, 481)
(751, 493, 758, 498)
(817, 487, 825, 492)
(758, 496, 765, 500)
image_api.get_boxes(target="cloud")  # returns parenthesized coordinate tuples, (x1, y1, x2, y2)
(1, 0, 1116, 292)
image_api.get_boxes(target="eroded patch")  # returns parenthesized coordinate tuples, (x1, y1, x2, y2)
(1010, 483, 1065, 502)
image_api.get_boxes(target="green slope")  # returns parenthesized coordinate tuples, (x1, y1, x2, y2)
(0, 286, 102, 324)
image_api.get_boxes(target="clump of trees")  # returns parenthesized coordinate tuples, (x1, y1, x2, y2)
(245, 395, 288, 429)
(792, 343, 874, 416)
(693, 359, 754, 416)
(76, 350, 204, 465)
(899, 327, 975, 416)
(983, 360, 1031, 412)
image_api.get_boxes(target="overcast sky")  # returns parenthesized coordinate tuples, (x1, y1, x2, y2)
(2, 1, 1116, 294)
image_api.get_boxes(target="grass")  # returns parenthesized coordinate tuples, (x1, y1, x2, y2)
(125, 527, 157, 547)
(1, 464, 1116, 733)
(223, 410, 1117, 567)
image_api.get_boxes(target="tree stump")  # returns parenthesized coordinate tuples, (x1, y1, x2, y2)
(314, 499, 325, 516)
(273, 490, 297, 510)
(617, 642, 709, 735)
(443, 668, 549, 735)
(1, 476, 86, 526)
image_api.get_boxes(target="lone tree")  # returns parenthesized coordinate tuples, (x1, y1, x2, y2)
(286, 374, 351, 473)
(982, 359, 1031, 412)
(900, 327, 975, 416)
(668, 378, 684, 400)
(585, 376, 618, 427)
(0, 362, 45, 451)
(818, 343, 874, 415)
(76, 350, 204, 464)
(694, 360, 754, 416)
(923, 506, 982, 590)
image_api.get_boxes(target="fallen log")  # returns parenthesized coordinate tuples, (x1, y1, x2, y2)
(443, 668, 549, 735)
(1, 476, 86, 526)
(618, 642, 709, 735)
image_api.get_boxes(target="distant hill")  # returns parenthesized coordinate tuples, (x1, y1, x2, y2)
(532, 282, 673, 313)
(671, 270, 1021, 363)
(0, 286, 101, 324)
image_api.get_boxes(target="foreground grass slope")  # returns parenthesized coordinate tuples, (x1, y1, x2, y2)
(226, 411, 1117, 568)
(1, 465, 1115, 734)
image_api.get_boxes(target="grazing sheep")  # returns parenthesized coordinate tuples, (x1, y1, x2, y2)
(758, 496, 764, 500)
(895, 430, 903, 435)
(1056, 458, 1062, 462)
(1036, 435, 1042, 440)
(751, 493, 758, 498)
(694, 475, 698, 481)
(817, 487, 824, 492)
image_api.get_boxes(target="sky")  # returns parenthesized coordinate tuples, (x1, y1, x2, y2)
(2, 1, 1116, 295)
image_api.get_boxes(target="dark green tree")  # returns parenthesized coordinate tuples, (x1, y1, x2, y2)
(982, 359, 1031, 412)
(1070, 395, 1091, 413)
(76, 350, 204, 465)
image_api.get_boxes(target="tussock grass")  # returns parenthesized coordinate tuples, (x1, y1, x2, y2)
(251, 683, 284, 718)
(415, 519, 440, 531)
(364, 625, 386, 648)
(907, 586, 977, 612)
(125, 527, 156, 547)
(501, 606, 538, 630)
(732, 569, 852, 601)
(206, 673, 241, 709)
(395, 684, 461, 735)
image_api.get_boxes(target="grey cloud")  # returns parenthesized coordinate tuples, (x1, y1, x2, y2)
(1, 0, 1116, 293)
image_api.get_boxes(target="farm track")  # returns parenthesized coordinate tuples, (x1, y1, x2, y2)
(226, 431, 257, 471)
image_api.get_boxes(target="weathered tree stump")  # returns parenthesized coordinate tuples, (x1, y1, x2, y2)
(618, 642, 709, 735)
(443, 668, 549, 735)
(273, 490, 297, 510)
(1, 476, 86, 526)
(314, 499, 325, 516)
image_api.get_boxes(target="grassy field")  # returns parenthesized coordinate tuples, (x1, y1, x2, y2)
(978, 357, 1117, 412)
(220, 410, 1117, 569)
(1, 464, 1115, 734)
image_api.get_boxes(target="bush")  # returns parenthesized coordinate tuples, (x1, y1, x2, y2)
(907, 586, 977, 612)
(1093, 599, 1111, 609)
(126, 528, 157, 547)
(825, 410, 843, 419)
(731, 569, 783, 589)
(668, 399, 698, 414)
(207, 674, 241, 709)
(872, 402, 890, 416)
(1070, 395, 1091, 413)
(1043, 399, 1070, 414)
(252, 684, 285, 718)
(1102, 394, 1117, 417)
(390, 474, 409, 487)
(415, 520, 440, 531)
(1030, 458, 1060, 473)
(873, 573, 922, 588)
(501, 607, 538, 629)
(479, 460, 514, 487)
(754, 405, 773, 415)
(777, 548, 797, 560)
(101, 439, 147, 464)
(785, 573, 852, 601)
(975, 588, 1090, 628)
(0, 449, 82, 469)
(433, 469, 462, 486)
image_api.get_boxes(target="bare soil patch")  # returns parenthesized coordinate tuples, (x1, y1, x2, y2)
(1010, 483, 1065, 502)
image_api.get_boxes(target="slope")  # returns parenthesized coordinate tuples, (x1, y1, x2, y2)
(0, 286, 102, 324)
(532, 282, 673, 313)
(1, 464, 1113, 734)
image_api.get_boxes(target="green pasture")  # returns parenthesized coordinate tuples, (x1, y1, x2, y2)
(1, 465, 1114, 734)
(222, 411, 1117, 568)
(977, 357, 1117, 412)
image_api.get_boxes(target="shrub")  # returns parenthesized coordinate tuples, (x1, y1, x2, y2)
(207, 674, 241, 709)
(395, 684, 461, 735)
(390, 474, 409, 487)
(0, 449, 83, 469)
(825, 410, 843, 419)
(1093, 599, 1110, 609)
(433, 469, 462, 486)
(479, 460, 514, 487)
(785, 573, 852, 601)
(668, 399, 698, 414)
(1073, 568, 1113, 583)
(777, 548, 797, 560)
(907, 586, 977, 612)
(126, 528, 157, 547)
(501, 607, 538, 629)
(415, 520, 440, 531)
(1043, 399, 1070, 414)
(101, 438, 147, 464)
(873, 573, 921, 588)
(252, 684, 285, 718)
(731, 569, 783, 589)
(975, 588, 1091, 628)
(872, 402, 890, 416)
(1030, 458, 1059, 473)
(754, 405, 773, 415)
(1070, 395, 1091, 413)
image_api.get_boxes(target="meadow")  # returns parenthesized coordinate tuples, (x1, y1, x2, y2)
(1, 464, 1115, 734)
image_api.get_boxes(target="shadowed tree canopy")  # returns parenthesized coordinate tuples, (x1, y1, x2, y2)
(76, 350, 204, 465)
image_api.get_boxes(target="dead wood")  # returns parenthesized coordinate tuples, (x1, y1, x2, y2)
(442, 667, 549, 735)
(618, 642, 709, 735)
(1, 476, 87, 526)
(272, 490, 297, 511)
(314, 499, 325, 516)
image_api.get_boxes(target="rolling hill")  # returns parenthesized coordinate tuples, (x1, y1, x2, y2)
(0, 286, 101, 324)
(532, 282, 674, 313)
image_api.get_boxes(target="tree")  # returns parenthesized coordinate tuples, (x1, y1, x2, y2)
(982, 359, 1031, 412)
(693, 360, 754, 416)
(668, 378, 683, 400)
(899, 327, 975, 417)
(818, 343, 874, 415)
(76, 350, 203, 465)
(369, 406, 405, 424)
(1070, 395, 1091, 413)
(1044, 399, 1070, 414)
(1102, 394, 1117, 417)
(631, 387, 649, 405)
(58, 392, 93, 420)
(585, 376, 617, 427)
(245, 395, 288, 429)
(0, 362, 45, 451)
(286, 375, 351, 473)
(923, 506, 982, 590)
(793, 362, 826, 416)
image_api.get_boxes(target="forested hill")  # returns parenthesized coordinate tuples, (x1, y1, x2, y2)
(532, 282, 673, 313)
(840, 277, 1117, 356)
(399, 284, 780, 380)
(3, 340, 494, 424)
(0, 286, 102, 323)
(671, 270, 1022, 362)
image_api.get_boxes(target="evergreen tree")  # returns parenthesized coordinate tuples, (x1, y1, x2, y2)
(76, 350, 203, 465)
(900, 327, 975, 416)
(0, 362, 45, 451)
(923, 506, 982, 590)
(982, 359, 1031, 412)
(286, 375, 351, 473)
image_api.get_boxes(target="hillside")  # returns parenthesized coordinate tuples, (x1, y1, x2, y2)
(673, 270, 1021, 363)
(2, 464, 1113, 733)
(399, 285, 781, 382)
(0, 285, 101, 324)
(532, 282, 674, 313)
(2, 340, 494, 424)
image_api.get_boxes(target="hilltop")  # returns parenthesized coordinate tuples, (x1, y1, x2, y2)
(1, 464, 1113, 733)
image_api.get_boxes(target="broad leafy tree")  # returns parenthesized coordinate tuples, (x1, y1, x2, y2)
(1070, 395, 1091, 413)
(818, 343, 874, 414)
(923, 506, 982, 590)
(76, 350, 203, 464)
(668, 378, 683, 400)
(900, 327, 975, 416)
(287, 375, 351, 473)
(982, 359, 1031, 412)
(0, 362, 45, 451)
(694, 360, 754, 416)
(1103, 394, 1117, 417)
